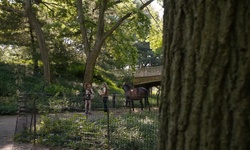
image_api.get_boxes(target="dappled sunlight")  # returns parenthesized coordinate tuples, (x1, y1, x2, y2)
(1, 144, 13, 150)
(139, 116, 154, 125)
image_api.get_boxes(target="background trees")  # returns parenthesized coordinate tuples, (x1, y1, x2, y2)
(136, 42, 162, 68)
(0, 0, 162, 85)
(159, 0, 250, 149)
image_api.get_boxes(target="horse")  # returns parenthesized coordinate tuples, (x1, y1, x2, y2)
(122, 83, 150, 111)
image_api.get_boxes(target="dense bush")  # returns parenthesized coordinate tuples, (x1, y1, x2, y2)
(0, 63, 17, 96)
(36, 114, 106, 149)
(108, 111, 158, 150)
(0, 96, 18, 115)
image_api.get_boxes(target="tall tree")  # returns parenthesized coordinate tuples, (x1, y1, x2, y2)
(24, 0, 51, 84)
(76, 0, 154, 85)
(159, 0, 250, 150)
(0, 0, 51, 84)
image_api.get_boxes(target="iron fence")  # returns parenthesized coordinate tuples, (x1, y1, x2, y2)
(15, 93, 158, 150)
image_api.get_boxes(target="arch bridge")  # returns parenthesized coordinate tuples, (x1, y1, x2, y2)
(133, 66, 162, 89)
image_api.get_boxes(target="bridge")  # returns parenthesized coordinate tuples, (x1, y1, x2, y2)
(133, 66, 162, 88)
(113, 66, 162, 88)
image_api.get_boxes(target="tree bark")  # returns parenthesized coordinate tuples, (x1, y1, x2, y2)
(28, 22, 39, 76)
(76, 0, 90, 56)
(159, 0, 250, 150)
(24, 0, 51, 84)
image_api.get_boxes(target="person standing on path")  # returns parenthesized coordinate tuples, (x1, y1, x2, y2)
(84, 83, 94, 114)
(99, 82, 109, 112)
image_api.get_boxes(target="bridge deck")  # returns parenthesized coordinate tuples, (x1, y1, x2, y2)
(133, 66, 162, 86)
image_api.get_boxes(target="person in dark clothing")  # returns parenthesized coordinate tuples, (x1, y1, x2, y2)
(99, 82, 109, 112)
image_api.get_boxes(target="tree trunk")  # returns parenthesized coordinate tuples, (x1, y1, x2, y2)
(24, 0, 51, 84)
(159, 0, 250, 150)
(28, 22, 39, 76)
(83, 49, 100, 84)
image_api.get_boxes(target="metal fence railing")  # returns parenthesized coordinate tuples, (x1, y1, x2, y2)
(15, 93, 159, 150)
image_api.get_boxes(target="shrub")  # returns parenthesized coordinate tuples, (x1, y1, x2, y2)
(108, 112, 158, 150)
(0, 96, 18, 115)
(35, 114, 106, 149)
(14, 110, 158, 150)
(0, 63, 17, 96)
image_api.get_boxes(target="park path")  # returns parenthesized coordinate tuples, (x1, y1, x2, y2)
(0, 115, 50, 150)
(0, 115, 16, 150)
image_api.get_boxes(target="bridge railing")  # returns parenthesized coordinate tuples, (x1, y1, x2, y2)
(113, 66, 163, 78)
(134, 66, 162, 77)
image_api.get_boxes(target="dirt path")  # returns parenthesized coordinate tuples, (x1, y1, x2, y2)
(0, 115, 16, 150)
(0, 115, 50, 150)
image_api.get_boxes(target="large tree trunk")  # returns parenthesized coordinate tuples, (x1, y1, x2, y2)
(24, 0, 51, 84)
(159, 0, 250, 150)
(83, 46, 101, 84)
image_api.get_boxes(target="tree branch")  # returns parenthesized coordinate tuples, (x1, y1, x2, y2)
(24, 0, 51, 84)
(102, 0, 154, 42)
(141, 0, 162, 32)
(95, 0, 108, 43)
(0, 5, 24, 15)
(76, 0, 90, 55)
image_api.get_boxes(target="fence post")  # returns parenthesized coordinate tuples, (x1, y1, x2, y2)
(156, 88, 160, 107)
(112, 93, 116, 108)
(129, 98, 132, 114)
(107, 109, 110, 150)
(15, 92, 28, 135)
(32, 95, 37, 145)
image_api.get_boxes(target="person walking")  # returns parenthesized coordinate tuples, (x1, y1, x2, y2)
(100, 82, 109, 112)
(84, 83, 94, 114)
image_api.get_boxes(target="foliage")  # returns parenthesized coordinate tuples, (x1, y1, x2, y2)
(94, 66, 123, 93)
(0, 61, 125, 114)
(66, 61, 85, 79)
(0, 2, 26, 46)
(81, 110, 159, 149)
(135, 42, 162, 67)
(0, 0, 162, 85)
(145, 1, 163, 52)
(0, 96, 18, 115)
(0, 61, 159, 115)
(15, 110, 158, 149)
(0, 0, 162, 114)
(36, 114, 105, 149)
(108, 112, 158, 150)
(14, 130, 34, 143)
(0, 63, 17, 96)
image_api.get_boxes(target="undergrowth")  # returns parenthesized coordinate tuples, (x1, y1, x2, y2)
(15, 111, 158, 150)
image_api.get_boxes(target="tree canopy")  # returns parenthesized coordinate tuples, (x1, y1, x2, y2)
(0, 0, 163, 85)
